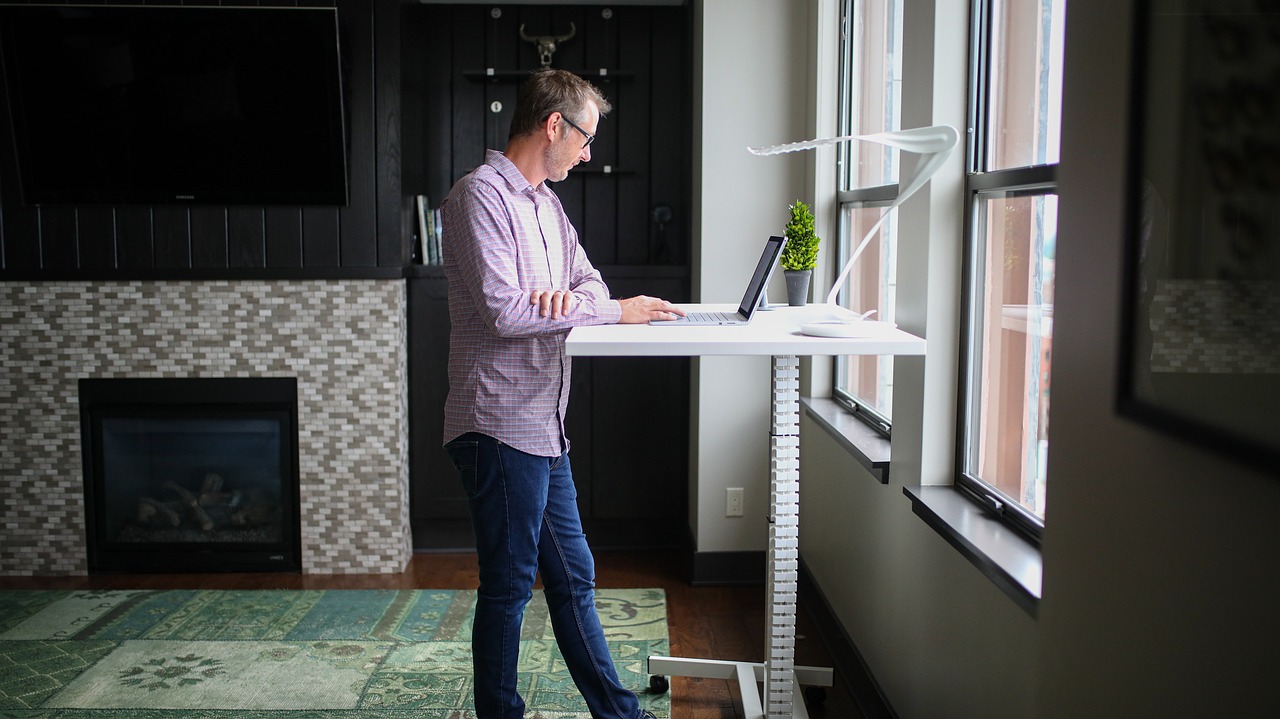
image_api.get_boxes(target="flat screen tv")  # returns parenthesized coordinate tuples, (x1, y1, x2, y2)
(0, 4, 348, 206)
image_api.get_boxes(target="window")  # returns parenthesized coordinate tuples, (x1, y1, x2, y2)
(833, 0, 903, 431)
(959, 0, 1065, 539)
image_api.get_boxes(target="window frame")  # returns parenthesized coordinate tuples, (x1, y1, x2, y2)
(832, 0, 903, 437)
(955, 0, 1063, 544)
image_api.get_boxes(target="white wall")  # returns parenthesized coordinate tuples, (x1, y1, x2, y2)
(801, 424, 1041, 717)
(690, 0, 813, 552)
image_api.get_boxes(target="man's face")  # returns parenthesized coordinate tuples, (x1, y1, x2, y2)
(545, 102, 598, 183)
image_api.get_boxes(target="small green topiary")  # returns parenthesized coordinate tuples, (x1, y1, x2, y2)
(781, 200, 820, 271)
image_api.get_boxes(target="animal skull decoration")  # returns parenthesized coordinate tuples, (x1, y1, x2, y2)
(520, 23, 576, 69)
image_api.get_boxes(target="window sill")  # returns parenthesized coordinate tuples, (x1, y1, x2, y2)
(802, 397, 890, 484)
(903, 485, 1042, 618)
(801, 398, 1040, 617)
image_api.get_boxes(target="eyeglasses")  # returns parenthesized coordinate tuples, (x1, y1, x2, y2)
(560, 114, 595, 149)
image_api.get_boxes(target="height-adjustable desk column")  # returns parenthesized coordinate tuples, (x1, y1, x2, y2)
(566, 304, 925, 719)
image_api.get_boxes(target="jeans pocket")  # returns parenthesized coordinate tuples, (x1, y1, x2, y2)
(444, 438, 480, 497)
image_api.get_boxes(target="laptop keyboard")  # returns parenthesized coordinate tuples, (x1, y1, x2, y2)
(686, 311, 739, 323)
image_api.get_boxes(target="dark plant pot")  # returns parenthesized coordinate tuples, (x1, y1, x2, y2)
(784, 269, 811, 306)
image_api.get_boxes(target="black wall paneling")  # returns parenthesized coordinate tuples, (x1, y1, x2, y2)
(229, 209, 266, 270)
(303, 207, 343, 269)
(116, 208, 154, 271)
(154, 208, 191, 271)
(408, 276, 463, 539)
(265, 209, 304, 269)
(79, 207, 117, 270)
(0, 0, 403, 280)
(40, 207, 78, 272)
(646, 8, 690, 265)
(375, 0, 407, 270)
(191, 208, 229, 269)
(408, 3, 691, 277)
(584, 273, 689, 526)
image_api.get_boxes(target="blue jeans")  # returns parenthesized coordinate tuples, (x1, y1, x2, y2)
(445, 432, 642, 719)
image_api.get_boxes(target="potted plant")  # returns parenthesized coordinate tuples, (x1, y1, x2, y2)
(781, 200, 821, 306)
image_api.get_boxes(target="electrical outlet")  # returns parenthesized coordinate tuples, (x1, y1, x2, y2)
(726, 487, 744, 517)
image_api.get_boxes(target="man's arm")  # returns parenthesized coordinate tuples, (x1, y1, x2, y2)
(443, 181, 570, 337)
(443, 179, 626, 336)
(530, 289, 683, 323)
(553, 231, 684, 323)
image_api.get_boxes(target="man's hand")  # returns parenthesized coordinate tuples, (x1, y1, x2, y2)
(529, 289, 577, 319)
(618, 295, 685, 324)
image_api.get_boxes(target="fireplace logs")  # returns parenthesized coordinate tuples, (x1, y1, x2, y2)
(137, 498, 182, 527)
(164, 480, 215, 531)
(125, 473, 281, 543)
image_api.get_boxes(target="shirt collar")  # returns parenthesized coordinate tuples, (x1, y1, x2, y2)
(486, 149, 546, 196)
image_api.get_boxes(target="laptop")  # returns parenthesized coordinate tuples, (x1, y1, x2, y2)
(651, 235, 787, 325)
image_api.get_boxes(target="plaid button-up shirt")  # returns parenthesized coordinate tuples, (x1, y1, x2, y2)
(440, 150, 622, 457)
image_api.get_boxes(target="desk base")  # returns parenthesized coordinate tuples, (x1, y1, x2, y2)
(646, 357, 833, 719)
(647, 655, 833, 719)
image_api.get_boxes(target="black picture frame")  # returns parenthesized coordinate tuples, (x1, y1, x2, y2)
(1118, 0, 1280, 476)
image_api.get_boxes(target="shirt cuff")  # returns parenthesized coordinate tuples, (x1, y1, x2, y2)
(602, 298, 623, 324)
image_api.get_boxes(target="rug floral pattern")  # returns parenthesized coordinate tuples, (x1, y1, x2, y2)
(0, 588, 669, 718)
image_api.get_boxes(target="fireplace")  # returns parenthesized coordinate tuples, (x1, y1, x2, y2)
(79, 377, 301, 573)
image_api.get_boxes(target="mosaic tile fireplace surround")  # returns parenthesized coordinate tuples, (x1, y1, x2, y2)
(0, 280, 411, 575)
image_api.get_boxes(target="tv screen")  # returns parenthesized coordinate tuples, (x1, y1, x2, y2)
(0, 4, 348, 206)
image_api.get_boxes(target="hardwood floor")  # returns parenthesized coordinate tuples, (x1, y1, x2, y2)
(0, 550, 861, 719)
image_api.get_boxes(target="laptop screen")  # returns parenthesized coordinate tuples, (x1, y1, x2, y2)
(737, 235, 788, 318)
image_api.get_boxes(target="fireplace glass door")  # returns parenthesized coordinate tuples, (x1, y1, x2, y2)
(81, 378, 300, 573)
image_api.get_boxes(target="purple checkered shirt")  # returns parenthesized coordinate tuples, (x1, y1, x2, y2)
(440, 150, 622, 457)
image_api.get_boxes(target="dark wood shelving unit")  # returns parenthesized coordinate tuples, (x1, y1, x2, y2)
(462, 69, 635, 82)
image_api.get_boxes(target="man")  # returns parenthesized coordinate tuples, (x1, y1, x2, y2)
(440, 68, 682, 719)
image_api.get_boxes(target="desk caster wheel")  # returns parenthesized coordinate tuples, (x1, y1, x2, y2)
(804, 686, 827, 706)
(649, 674, 669, 694)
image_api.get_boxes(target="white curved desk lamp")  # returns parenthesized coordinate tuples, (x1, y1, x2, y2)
(748, 125, 960, 336)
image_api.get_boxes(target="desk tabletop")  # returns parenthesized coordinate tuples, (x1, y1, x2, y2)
(565, 304, 926, 357)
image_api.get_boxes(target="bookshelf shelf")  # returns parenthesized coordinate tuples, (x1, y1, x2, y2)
(462, 69, 634, 82)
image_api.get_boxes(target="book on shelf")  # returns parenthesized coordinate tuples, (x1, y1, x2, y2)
(415, 195, 429, 264)
(414, 195, 445, 266)
(431, 208, 443, 265)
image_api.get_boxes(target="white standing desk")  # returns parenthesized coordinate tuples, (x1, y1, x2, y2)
(566, 304, 925, 719)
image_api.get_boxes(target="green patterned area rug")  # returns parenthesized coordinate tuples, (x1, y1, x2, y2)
(0, 588, 669, 719)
